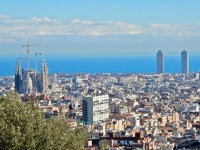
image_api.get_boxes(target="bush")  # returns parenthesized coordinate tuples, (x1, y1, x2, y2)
(0, 91, 88, 150)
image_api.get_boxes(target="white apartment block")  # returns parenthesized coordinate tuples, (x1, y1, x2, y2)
(82, 94, 109, 124)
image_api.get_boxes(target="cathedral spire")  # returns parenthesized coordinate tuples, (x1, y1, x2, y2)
(15, 61, 21, 92)
(41, 59, 49, 94)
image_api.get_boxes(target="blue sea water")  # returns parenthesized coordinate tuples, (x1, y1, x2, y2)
(0, 54, 200, 76)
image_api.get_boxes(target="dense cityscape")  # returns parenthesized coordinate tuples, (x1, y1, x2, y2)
(1, 1, 200, 150)
(0, 49, 200, 149)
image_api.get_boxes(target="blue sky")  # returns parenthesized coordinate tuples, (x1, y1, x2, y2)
(0, 0, 200, 54)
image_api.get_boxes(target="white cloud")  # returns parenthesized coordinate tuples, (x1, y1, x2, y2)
(0, 14, 200, 43)
(71, 19, 80, 24)
(146, 23, 200, 37)
(0, 15, 143, 41)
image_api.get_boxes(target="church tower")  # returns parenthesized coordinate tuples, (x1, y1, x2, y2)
(41, 60, 49, 94)
(15, 61, 21, 92)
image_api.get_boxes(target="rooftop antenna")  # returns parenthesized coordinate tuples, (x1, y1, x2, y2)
(22, 42, 42, 71)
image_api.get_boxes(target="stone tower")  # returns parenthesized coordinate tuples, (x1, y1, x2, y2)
(41, 60, 49, 94)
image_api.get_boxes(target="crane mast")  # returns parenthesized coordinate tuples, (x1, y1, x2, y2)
(22, 42, 42, 71)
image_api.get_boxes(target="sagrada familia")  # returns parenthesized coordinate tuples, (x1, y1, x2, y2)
(14, 60, 49, 94)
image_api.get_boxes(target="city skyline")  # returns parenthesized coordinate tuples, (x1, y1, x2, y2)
(5, 51, 198, 77)
(0, 1, 200, 54)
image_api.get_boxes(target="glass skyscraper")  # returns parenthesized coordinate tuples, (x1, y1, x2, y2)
(181, 50, 188, 74)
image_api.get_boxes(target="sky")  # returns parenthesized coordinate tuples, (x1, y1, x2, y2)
(0, 0, 200, 55)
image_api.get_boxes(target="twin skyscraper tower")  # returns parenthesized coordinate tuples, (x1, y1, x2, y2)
(157, 50, 188, 74)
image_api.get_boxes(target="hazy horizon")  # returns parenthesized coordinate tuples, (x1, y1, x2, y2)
(1, 54, 200, 76)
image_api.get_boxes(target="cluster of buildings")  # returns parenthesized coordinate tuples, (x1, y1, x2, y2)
(157, 50, 189, 74)
(0, 50, 200, 149)
(1, 70, 200, 149)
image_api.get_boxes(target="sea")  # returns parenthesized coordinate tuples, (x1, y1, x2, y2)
(0, 53, 200, 76)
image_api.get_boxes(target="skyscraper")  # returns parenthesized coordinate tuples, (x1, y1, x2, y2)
(181, 50, 188, 74)
(157, 50, 164, 74)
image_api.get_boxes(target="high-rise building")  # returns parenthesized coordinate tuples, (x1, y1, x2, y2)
(181, 50, 188, 74)
(82, 94, 109, 124)
(157, 50, 164, 74)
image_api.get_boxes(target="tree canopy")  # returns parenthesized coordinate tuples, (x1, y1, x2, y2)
(0, 91, 88, 150)
(99, 139, 109, 150)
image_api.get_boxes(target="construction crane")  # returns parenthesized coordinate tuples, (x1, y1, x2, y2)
(35, 52, 41, 74)
(22, 42, 42, 71)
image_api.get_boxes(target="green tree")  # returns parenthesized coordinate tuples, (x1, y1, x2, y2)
(99, 139, 109, 150)
(0, 91, 88, 150)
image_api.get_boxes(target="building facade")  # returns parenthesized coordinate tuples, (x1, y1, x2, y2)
(82, 94, 109, 124)
(157, 50, 164, 74)
(50, 74, 57, 84)
(181, 50, 188, 74)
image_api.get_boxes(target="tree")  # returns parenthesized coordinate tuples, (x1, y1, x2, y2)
(99, 139, 109, 150)
(0, 91, 88, 150)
